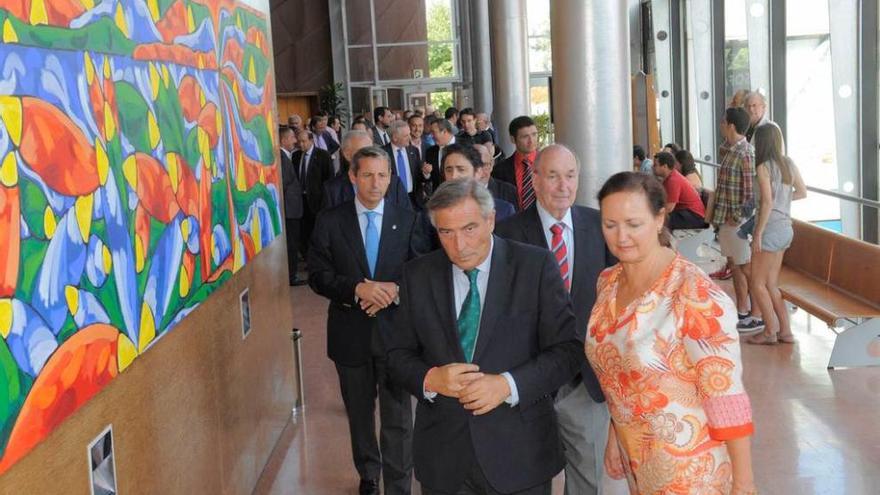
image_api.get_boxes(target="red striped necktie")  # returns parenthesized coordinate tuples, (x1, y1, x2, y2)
(550, 223, 570, 291)
(521, 158, 535, 210)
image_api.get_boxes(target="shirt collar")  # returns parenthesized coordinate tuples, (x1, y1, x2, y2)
(536, 203, 573, 233)
(515, 150, 538, 164)
(451, 237, 494, 275)
(355, 197, 385, 217)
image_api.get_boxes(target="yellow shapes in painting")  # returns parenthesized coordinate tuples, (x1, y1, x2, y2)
(122, 155, 138, 191)
(64, 285, 79, 317)
(134, 235, 146, 273)
(1, 152, 18, 187)
(117, 333, 137, 372)
(252, 209, 263, 255)
(3, 19, 18, 43)
(138, 302, 156, 353)
(186, 6, 195, 32)
(0, 96, 23, 147)
(161, 64, 171, 89)
(29, 0, 48, 26)
(101, 244, 113, 274)
(148, 111, 161, 149)
(149, 63, 161, 99)
(74, 193, 94, 244)
(0, 298, 12, 338)
(95, 138, 110, 185)
(167, 153, 180, 193)
(85, 52, 96, 85)
(114, 2, 129, 37)
(43, 206, 57, 239)
(147, 0, 161, 22)
(235, 154, 247, 192)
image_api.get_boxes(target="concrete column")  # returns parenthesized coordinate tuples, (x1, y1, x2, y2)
(470, 0, 494, 116)
(489, 0, 530, 156)
(551, 0, 632, 207)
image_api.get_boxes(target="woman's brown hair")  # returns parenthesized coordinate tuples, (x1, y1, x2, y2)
(753, 123, 792, 185)
(597, 172, 672, 248)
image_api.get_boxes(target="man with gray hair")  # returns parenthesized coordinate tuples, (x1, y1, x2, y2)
(310, 146, 428, 495)
(495, 144, 619, 495)
(744, 91, 781, 145)
(383, 120, 427, 209)
(321, 130, 412, 211)
(388, 179, 583, 494)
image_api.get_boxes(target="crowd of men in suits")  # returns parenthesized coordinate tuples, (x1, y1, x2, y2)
(279, 107, 624, 495)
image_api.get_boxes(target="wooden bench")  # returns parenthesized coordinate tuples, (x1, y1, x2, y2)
(779, 220, 880, 368)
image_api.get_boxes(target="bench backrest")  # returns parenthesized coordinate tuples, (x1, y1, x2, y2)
(828, 234, 880, 305)
(785, 219, 833, 282)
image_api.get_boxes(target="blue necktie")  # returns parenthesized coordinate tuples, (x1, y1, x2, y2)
(396, 148, 409, 191)
(365, 211, 379, 277)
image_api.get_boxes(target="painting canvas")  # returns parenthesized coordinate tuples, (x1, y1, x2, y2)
(0, 0, 281, 474)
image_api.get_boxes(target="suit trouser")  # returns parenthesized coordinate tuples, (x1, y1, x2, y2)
(299, 197, 315, 260)
(668, 208, 707, 230)
(420, 459, 552, 495)
(555, 379, 610, 495)
(335, 356, 413, 495)
(284, 218, 301, 282)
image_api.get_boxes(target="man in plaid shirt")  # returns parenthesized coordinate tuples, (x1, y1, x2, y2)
(709, 107, 764, 332)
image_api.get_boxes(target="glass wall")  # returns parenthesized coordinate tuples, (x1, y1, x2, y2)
(724, 0, 750, 105)
(785, 0, 839, 229)
(527, 0, 551, 115)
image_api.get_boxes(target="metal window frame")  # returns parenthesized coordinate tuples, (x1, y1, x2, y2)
(860, 0, 879, 242)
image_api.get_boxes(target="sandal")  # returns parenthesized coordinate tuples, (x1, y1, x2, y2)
(777, 333, 796, 344)
(745, 332, 778, 345)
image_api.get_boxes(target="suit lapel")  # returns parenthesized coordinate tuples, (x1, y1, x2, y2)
(431, 253, 465, 362)
(571, 207, 594, 292)
(341, 205, 371, 277)
(472, 237, 511, 363)
(375, 203, 400, 277)
(523, 206, 549, 249)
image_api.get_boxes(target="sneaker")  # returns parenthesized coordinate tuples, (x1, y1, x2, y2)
(737, 317, 765, 333)
(737, 312, 750, 321)
(710, 266, 733, 280)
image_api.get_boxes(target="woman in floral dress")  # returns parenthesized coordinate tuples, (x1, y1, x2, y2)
(586, 172, 756, 494)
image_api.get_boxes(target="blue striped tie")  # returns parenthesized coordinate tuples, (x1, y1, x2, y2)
(396, 148, 409, 191)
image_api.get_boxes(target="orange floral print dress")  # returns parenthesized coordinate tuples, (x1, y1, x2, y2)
(586, 255, 753, 494)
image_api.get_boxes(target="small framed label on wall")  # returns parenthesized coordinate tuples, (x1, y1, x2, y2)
(240, 288, 252, 339)
(88, 426, 118, 495)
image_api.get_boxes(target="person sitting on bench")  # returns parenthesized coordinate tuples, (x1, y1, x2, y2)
(653, 151, 707, 230)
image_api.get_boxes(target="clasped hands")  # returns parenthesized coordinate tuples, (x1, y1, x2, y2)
(355, 280, 398, 316)
(424, 363, 510, 415)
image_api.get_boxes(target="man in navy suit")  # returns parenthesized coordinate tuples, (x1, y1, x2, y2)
(440, 143, 515, 221)
(322, 130, 412, 211)
(279, 127, 307, 286)
(384, 120, 431, 210)
(388, 179, 582, 494)
(495, 144, 617, 495)
(309, 147, 429, 495)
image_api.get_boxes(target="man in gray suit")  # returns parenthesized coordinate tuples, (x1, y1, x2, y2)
(280, 126, 306, 286)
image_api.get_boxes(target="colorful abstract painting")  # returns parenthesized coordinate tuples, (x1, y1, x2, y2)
(0, 0, 281, 474)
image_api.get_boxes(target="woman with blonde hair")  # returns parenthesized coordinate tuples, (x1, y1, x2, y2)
(745, 123, 807, 344)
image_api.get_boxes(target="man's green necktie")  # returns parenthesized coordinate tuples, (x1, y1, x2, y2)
(457, 269, 481, 362)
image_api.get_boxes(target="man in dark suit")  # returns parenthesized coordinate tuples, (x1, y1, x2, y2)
(492, 116, 539, 211)
(279, 127, 307, 286)
(387, 179, 583, 495)
(384, 120, 429, 210)
(322, 130, 412, 211)
(309, 146, 429, 495)
(456, 107, 493, 147)
(494, 145, 617, 495)
(440, 144, 515, 221)
(310, 114, 341, 157)
(292, 130, 334, 261)
(372, 106, 393, 146)
(407, 113, 428, 160)
(422, 118, 457, 196)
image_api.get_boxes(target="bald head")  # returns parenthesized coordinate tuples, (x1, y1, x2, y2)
(533, 144, 579, 219)
(745, 91, 767, 125)
(342, 130, 373, 162)
(473, 144, 493, 185)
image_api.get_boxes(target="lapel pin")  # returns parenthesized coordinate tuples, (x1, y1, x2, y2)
(392, 224, 397, 230)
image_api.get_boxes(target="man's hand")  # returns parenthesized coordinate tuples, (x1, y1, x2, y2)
(458, 374, 511, 415)
(355, 281, 397, 309)
(424, 364, 483, 398)
(422, 163, 433, 177)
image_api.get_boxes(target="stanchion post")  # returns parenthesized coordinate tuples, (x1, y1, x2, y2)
(291, 328, 305, 416)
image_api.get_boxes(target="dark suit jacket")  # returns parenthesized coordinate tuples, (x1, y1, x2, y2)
(383, 143, 429, 209)
(494, 205, 616, 403)
(494, 197, 515, 221)
(291, 147, 334, 212)
(387, 237, 582, 493)
(487, 178, 518, 210)
(308, 200, 429, 366)
(372, 127, 391, 146)
(320, 174, 413, 212)
(421, 144, 445, 192)
(314, 129, 340, 157)
(280, 149, 303, 219)
(491, 155, 517, 189)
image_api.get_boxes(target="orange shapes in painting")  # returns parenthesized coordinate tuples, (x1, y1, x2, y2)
(0, 0, 88, 27)
(0, 152, 20, 298)
(0, 324, 121, 473)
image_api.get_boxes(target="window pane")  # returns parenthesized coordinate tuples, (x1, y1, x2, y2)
(426, 0, 454, 42)
(374, 0, 428, 44)
(351, 87, 373, 118)
(348, 47, 375, 83)
(786, 0, 839, 227)
(427, 42, 456, 78)
(346, 1, 373, 45)
(527, 0, 551, 73)
(724, 0, 750, 105)
(528, 37, 551, 73)
(377, 45, 430, 81)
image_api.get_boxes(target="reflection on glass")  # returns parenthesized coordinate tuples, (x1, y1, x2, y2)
(724, 0, 750, 105)
(426, 0, 454, 42)
(348, 47, 375, 83)
(377, 45, 430, 81)
(346, 1, 373, 45)
(427, 43, 455, 78)
(785, 0, 839, 227)
(527, 0, 551, 73)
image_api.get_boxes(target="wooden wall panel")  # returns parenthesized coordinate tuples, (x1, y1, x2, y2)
(271, 0, 333, 93)
(0, 240, 295, 495)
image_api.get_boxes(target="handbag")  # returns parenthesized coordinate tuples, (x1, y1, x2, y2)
(737, 214, 756, 240)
